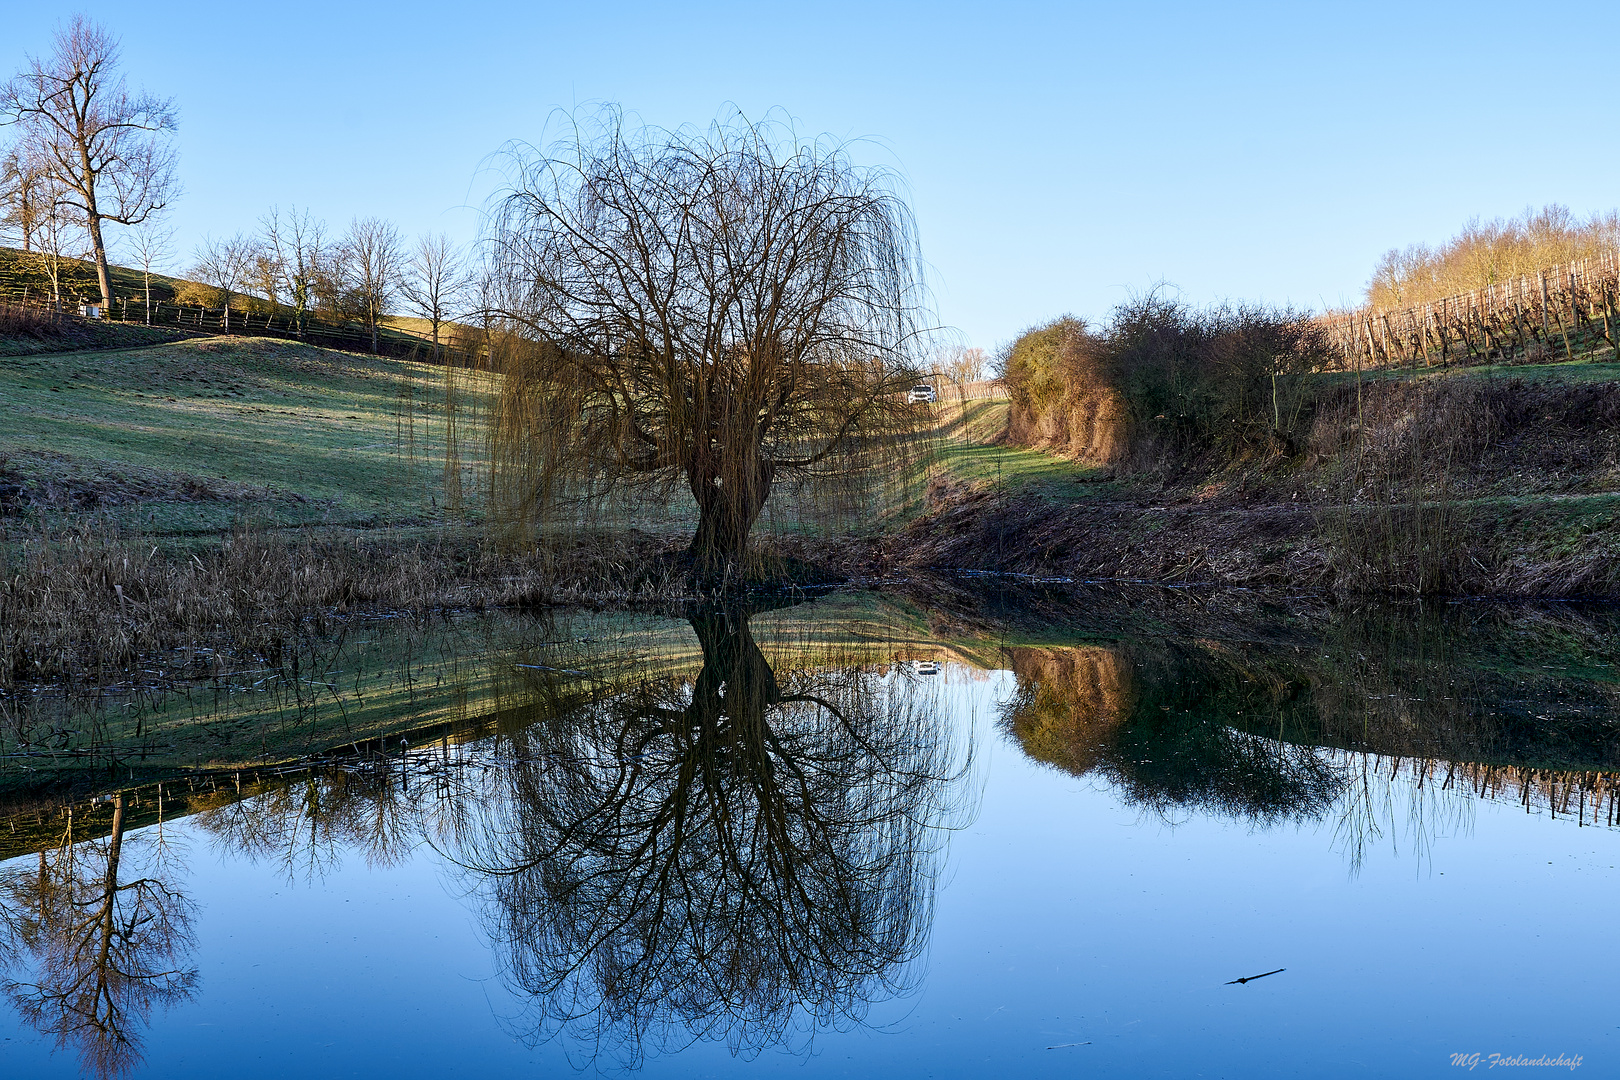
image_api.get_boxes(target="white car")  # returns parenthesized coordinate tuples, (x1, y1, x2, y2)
(907, 384, 937, 404)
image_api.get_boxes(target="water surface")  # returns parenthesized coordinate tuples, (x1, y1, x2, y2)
(3, 588, 1616, 1077)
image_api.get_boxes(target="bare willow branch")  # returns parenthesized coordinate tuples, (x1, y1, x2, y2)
(482, 107, 934, 576)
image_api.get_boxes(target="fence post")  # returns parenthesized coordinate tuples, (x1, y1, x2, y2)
(1539, 269, 1551, 342)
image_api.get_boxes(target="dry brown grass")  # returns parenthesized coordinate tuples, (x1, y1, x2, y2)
(0, 301, 60, 340)
(0, 523, 695, 693)
(890, 373, 1620, 597)
(0, 300, 186, 355)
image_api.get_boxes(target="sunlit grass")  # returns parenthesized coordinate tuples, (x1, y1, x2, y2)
(0, 335, 487, 535)
(927, 400, 1114, 503)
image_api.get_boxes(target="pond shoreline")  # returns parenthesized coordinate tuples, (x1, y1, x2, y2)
(866, 480, 1620, 599)
(907, 371, 1620, 599)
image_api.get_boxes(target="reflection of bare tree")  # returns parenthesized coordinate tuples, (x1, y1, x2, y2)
(0, 795, 197, 1080)
(449, 604, 969, 1067)
(193, 761, 415, 879)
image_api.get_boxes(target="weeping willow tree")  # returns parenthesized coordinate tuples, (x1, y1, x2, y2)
(484, 109, 934, 579)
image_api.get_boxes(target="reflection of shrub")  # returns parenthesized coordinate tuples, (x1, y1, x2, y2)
(1000, 296, 1332, 471)
(999, 640, 1342, 824)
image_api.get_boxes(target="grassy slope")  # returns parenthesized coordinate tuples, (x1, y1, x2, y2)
(0, 329, 921, 546)
(943, 366, 1620, 509)
(0, 334, 483, 536)
(930, 399, 1114, 501)
(0, 247, 187, 306)
(1329, 357, 1620, 386)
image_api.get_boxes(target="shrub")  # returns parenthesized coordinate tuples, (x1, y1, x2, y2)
(1002, 296, 1332, 470)
(171, 280, 223, 308)
(0, 301, 60, 340)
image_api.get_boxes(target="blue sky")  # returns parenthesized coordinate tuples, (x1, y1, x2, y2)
(7, 0, 1619, 349)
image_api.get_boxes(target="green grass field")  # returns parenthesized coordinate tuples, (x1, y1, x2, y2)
(0, 332, 1071, 549)
(927, 398, 1114, 503)
(0, 334, 484, 538)
(1323, 357, 1620, 386)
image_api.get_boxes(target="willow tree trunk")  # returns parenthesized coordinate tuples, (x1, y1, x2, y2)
(687, 453, 775, 579)
(686, 605, 780, 733)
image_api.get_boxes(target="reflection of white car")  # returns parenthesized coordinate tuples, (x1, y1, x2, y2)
(912, 660, 941, 676)
(907, 384, 937, 404)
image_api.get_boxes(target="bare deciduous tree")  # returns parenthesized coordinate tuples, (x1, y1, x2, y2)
(259, 205, 325, 337)
(0, 145, 49, 252)
(189, 233, 252, 329)
(1, 17, 179, 312)
(400, 232, 465, 359)
(122, 215, 173, 325)
(341, 216, 402, 352)
(19, 167, 86, 310)
(486, 109, 933, 579)
(933, 344, 987, 386)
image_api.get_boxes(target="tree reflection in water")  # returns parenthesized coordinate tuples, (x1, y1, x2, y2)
(178, 602, 972, 1068)
(0, 794, 197, 1080)
(196, 758, 416, 879)
(1000, 644, 1343, 825)
(446, 602, 972, 1067)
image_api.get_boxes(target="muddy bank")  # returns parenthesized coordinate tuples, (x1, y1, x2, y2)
(877, 482, 1618, 597)
(896, 374, 1620, 598)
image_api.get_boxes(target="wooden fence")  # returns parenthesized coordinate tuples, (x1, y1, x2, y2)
(0, 285, 463, 363)
(1317, 250, 1620, 369)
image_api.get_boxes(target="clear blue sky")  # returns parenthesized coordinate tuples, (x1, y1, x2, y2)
(8, 0, 1619, 350)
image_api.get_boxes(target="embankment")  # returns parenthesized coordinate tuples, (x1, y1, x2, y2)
(897, 370, 1620, 597)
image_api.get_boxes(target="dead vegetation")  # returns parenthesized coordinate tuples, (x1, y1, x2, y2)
(0, 523, 698, 695)
(0, 300, 185, 355)
(894, 373, 1620, 597)
(0, 450, 299, 514)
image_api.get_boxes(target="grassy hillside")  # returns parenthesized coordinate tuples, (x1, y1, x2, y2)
(0, 246, 187, 307)
(0, 334, 482, 537)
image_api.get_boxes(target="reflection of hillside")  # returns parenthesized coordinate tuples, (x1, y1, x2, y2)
(1, 590, 968, 798)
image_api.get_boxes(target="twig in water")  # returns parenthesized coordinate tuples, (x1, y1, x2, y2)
(1046, 1042, 1091, 1050)
(1226, 967, 1285, 985)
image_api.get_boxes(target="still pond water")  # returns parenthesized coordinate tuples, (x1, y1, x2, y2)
(2, 587, 1616, 1077)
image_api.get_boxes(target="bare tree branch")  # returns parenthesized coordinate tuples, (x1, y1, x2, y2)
(1, 16, 179, 310)
(485, 107, 935, 577)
